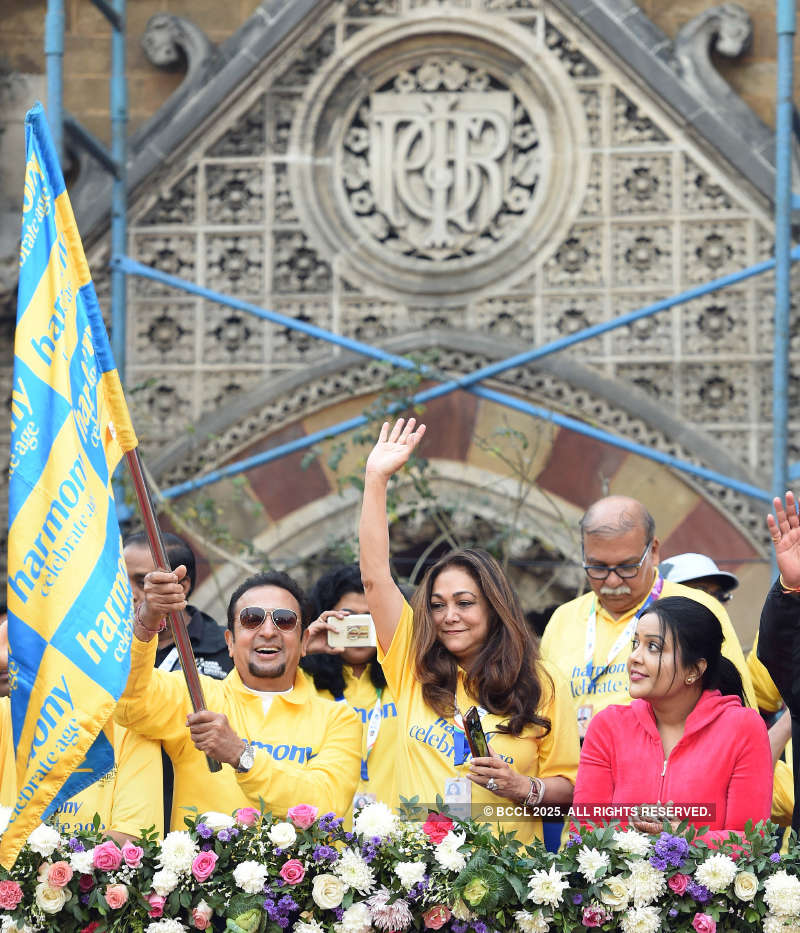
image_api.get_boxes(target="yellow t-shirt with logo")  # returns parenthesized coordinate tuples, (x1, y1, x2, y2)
(539, 577, 757, 725)
(0, 697, 163, 838)
(311, 665, 399, 809)
(378, 600, 579, 845)
(115, 636, 361, 829)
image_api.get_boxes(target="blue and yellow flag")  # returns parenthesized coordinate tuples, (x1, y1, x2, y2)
(2, 103, 138, 867)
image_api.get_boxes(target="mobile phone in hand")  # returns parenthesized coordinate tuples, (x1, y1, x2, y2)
(326, 613, 377, 648)
(463, 705, 490, 758)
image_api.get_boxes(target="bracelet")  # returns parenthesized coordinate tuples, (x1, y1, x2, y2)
(135, 602, 166, 632)
(524, 776, 545, 807)
(779, 574, 800, 594)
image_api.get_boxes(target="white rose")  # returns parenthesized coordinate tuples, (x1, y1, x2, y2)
(27, 823, 61, 857)
(152, 868, 180, 896)
(268, 821, 297, 848)
(312, 873, 346, 910)
(734, 871, 759, 901)
(200, 812, 236, 831)
(233, 861, 268, 895)
(600, 875, 630, 911)
(34, 882, 70, 914)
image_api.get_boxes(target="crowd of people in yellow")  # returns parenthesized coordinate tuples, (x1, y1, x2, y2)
(0, 417, 798, 851)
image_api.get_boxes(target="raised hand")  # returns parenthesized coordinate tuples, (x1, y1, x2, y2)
(364, 418, 426, 482)
(767, 492, 800, 589)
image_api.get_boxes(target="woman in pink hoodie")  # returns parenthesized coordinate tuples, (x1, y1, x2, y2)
(573, 596, 772, 840)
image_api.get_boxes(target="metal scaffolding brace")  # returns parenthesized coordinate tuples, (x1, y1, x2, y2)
(44, 0, 797, 508)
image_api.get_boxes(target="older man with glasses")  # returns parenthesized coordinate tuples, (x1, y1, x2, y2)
(114, 568, 361, 829)
(540, 495, 756, 739)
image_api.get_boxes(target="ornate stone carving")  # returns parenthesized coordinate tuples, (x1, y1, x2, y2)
(610, 294, 674, 356)
(612, 156, 672, 215)
(682, 156, 737, 212)
(272, 232, 332, 294)
(612, 89, 668, 145)
(544, 226, 603, 288)
(203, 303, 267, 364)
(682, 363, 750, 422)
(544, 21, 599, 78)
(274, 164, 299, 223)
(207, 97, 266, 157)
(682, 221, 747, 282)
(206, 234, 264, 295)
(472, 295, 535, 341)
(620, 363, 676, 404)
(138, 169, 197, 225)
(141, 13, 215, 79)
(679, 292, 747, 354)
(267, 96, 298, 156)
(270, 301, 333, 361)
(613, 224, 672, 286)
(541, 294, 604, 345)
(347, 0, 399, 15)
(131, 234, 196, 296)
(274, 27, 337, 88)
(580, 157, 602, 217)
(206, 167, 264, 224)
(133, 302, 197, 365)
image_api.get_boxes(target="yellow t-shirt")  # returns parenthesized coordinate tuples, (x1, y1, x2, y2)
(311, 665, 399, 809)
(378, 600, 580, 845)
(0, 698, 162, 838)
(539, 577, 757, 725)
(747, 634, 784, 713)
(115, 636, 361, 830)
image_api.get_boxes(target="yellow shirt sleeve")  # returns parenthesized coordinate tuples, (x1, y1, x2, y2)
(0, 698, 15, 806)
(535, 661, 580, 784)
(772, 758, 795, 827)
(375, 599, 413, 699)
(747, 634, 784, 714)
(107, 724, 163, 838)
(236, 700, 361, 817)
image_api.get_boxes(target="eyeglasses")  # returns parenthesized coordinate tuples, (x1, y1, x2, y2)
(582, 540, 652, 581)
(238, 607, 299, 632)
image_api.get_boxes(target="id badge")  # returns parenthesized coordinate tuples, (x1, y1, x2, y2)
(352, 791, 377, 812)
(443, 777, 471, 821)
(577, 704, 593, 740)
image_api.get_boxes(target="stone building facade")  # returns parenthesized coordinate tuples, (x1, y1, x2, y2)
(1, 0, 798, 638)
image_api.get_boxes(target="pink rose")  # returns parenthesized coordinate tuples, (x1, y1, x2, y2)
(692, 913, 716, 933)
(668, 873, 690, 895)
(0, 880, 23, 910)
(422, 813, 454, 844)
(279, 859, 306, 885)
(121, 841, 144, 868)
(287, 804, 318, 830)
(582, 905, 610, 927)
(105, 884, 129, 909)
(146, 892, 166, 918)
(92, 840, 123, 871)
(235, 807, 260, 827)
(423, 906, 452, 929)
(48, 860, 74, 888)
(191, 850, 219, 883)
(192, 902, 214, 930)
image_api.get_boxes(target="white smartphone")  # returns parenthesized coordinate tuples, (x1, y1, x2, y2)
(327, 613, 377, 648)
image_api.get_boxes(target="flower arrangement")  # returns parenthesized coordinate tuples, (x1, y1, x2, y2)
(0, 801, 797, 933)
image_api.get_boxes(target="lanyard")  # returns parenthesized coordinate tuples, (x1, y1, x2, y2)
(583, 574, 664, 690)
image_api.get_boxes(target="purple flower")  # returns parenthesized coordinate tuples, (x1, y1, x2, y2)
(473, 922, 488, 933)
(669, 909, 678, 918)
(343, 832, 354, 842)
(274, 848, 284, 857)
(451, 924, 468, 933)
(653, 832, 690, 869)
(217, 828, 233, 842)
(278, 895, 297, 912)
(334, 908, 344, 920)
(572, 894, 583, 905)
(566, 832, 582, 848)
(313, 845, 338, 862)
(276, 920, 289, 929)
(770, 853, 781, 863)
(650, 855, 668, 871)
(201, 841, 214, 851)
(80, 894, 90, 906)
(68, 837, 86, 852)
(196, 823, 213, 839)
(687, 881, 711, 904)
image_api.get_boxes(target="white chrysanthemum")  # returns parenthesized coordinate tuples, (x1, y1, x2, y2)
(620, 905, 661, 933)
(763, 914, 800, 933)
(576, 847, 610, 881)
(527, 864, 569, 908)
(626, 859, 666, 906)
(27, 823, 61, 857)
(293, 922, 326, 933)
(233, 860, 268, 894)
(200, 811, 235, 831)
(145, 921, 187, 933)
(0, 805, 12, 836)
(394, 860, 427, 890)
(334, 848, 376, 895)
(151, 868, 179, 897)
(334, 901, 372, 933)
(694, 852, 738, 894)
(353, 801, 399, 839)
(158, 830, 198, 873)
(764, 871, 800, 918)
(612, 830, 651, 857)
(367, 888, 414, 931)
(514, 909, 550, 933)
(432, 830, 467, 872)
(268, 821, 297, 848)
(69, 849, 94, 874)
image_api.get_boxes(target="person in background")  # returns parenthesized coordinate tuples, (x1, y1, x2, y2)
(0, 618, 163, 843)
(659, 552, 739, 604)
(540, 496, 756, 741)
(301, 564, 400, 815)
(573, 595, 772, 841)
(123, 531, 233, 833)
(114, 567, 361, 828)
(359, 418, 579, 844)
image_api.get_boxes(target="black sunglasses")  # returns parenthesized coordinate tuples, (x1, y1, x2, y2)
(238, 607, 299, 632)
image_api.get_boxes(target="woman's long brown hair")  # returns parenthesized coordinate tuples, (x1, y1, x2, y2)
(409, 548, 552, 736)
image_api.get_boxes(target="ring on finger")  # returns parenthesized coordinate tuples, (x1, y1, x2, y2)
(486, 777, 498, 792)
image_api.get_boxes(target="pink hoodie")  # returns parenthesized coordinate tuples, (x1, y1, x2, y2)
(572, 690, 772, 841)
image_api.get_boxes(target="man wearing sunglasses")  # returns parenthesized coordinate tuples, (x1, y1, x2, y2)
(539, 495, 755, 739)
(114, 568, 361, 830)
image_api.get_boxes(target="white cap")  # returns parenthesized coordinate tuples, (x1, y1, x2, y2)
(659, 552, 739, 592)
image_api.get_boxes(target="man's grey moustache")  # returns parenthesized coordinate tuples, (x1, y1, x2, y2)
(599, 584, 632, 595)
